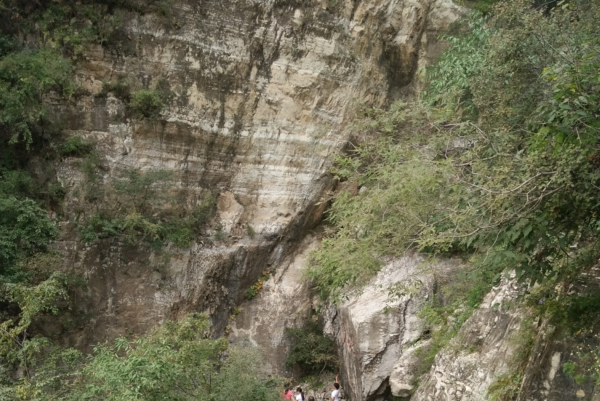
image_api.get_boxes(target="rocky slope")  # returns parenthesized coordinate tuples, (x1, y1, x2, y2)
(411, 275, 526, 401)
(231, 248, 463, 400)
(50, 0, 461, 348)
(236, 249, 600, 401)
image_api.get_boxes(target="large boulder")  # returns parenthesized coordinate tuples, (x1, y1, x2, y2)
(322, 255, 462, 401)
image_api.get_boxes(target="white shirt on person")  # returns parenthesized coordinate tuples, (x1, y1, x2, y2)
(331, 389, 340, 401)
(296, 394, 303, 401)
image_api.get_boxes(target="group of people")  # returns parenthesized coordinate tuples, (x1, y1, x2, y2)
(282, 376, 341, 401)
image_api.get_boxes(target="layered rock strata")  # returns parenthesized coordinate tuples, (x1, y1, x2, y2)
(50, 0, 460, 347)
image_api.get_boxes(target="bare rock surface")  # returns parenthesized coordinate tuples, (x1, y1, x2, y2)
(50, 0, 461, 348)
(229, 235, 318, 375)
(513, 267, 600, 401)
(322, 255, 462, 401)
(412, 275, 525, 401)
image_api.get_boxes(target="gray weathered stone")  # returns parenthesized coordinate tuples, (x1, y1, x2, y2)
(229, 236, 318, 375)
(412, 275, 525, 401)
(323, 255, 462, 401)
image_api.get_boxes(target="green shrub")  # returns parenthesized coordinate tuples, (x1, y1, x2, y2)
(190, 193, 217, 228)
(285, 320, 338, 375)
(470, 0, 499, 14)
(487, 372, 524, 401)
(79, 212, 122, 244)
(0, 170, 36, 199)
(214, 227, 226, 242)
(96, 74, 133, 100)
(561, 342, 600, 388)
(0, 312, 281, 400)
(59, 315, 280, 401)
(59, 136, 94, 157)
(163, 193, 217, 247)
(129, 89, 164, 118)
(245, 271, 270, 300)
(0, 168, 67, 208)
(528, 283, 600, 334)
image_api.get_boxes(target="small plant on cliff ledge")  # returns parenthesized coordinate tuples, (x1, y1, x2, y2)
(560, 335, 600, 389)
(129, 89, 164, 118)
(59, 135, 94, 157)
(245, 270, 271, 300)
(97, 75, 132, 100)
(214, 225, 226, 242)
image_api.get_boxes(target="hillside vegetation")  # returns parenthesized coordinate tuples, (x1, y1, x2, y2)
(309, 0, 600, 383)
(1, 0, 600, 398)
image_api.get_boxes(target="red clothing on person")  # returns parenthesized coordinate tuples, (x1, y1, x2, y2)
(282, 390, 293, 400)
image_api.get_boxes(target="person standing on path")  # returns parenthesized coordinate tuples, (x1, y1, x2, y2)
(331, 375, 340, 401)
(282, 386, 293, 400)
(295, 387, 305, 401)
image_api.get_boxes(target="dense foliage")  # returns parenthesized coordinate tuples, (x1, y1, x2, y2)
(1, 314, 280, 400)
(308, 0, 600, 391)
(285, 321, 338, 375)
(0, 197, 59, 277)
(0, 49, 73, 147)
(310, 0, 600, 305)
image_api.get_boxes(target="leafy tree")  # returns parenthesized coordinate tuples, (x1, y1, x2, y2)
(6, 314, 280, 401)
(423, 12, 490, 116)
(0, 197, 58, 276)
(0, 271, 73, 401)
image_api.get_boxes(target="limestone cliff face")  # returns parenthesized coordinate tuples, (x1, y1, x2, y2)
(229, 235, 318, 375)
(411, 274, 600, 401)
(50, 0, 461, 347)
